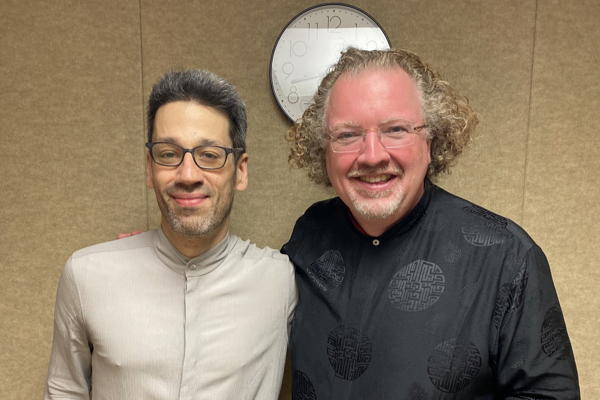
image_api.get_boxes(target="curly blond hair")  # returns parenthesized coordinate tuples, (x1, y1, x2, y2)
(287, 47, 478, 185)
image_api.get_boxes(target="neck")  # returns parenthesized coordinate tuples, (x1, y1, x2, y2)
(160, 219, 229, 258)
(351, 216, 395, 237)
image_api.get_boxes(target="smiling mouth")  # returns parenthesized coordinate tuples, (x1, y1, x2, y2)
(171, 194, 208, 207)
(356, 174, 395, 183)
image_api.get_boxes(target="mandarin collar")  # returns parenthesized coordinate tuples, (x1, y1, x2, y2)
(343, 179, 433, 240)
(154, 229, 237, 276)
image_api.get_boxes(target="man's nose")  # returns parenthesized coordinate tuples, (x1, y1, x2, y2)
(175, 152, 205, 183)
(356, 130, 390, 165)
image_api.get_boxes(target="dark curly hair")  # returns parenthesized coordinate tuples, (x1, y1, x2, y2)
(287, 47, 478, 184)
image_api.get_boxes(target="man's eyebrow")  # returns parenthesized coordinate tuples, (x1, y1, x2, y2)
(329, 122, 360, 130)
(154, 137, 177, 144)
(152, 137, 222, 146)
(197, 139, 220, 146)
(379, 117, 415, 125)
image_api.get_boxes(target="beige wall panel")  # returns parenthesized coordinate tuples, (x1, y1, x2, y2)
(525, 1, 600, 397)
(0, 1, 144, 398)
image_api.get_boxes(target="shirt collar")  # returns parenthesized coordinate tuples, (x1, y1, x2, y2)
(154, 228, 237, 276)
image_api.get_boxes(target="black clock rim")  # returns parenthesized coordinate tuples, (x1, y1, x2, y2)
(268, 2, 392, 122)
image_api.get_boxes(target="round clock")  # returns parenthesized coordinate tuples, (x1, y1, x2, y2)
(270, 3, 391, 122)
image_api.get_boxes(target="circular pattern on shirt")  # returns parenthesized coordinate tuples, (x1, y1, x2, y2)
(491, 268, 528, 328)
(306, 250, 345, 292)
(427, 339, 482, 393)
(460, 206, 508, 247)
(462, 205, 508, 228)
(292, 370, 317, 400)
(388, 259, 445, 312)
(326, 325, 372, 380)
(541, 306, 570, 359)
(461, 224, 506, 247)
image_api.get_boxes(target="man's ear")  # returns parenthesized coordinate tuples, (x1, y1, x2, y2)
(235, 153, 249, 191)
(145, 152, 154, 189)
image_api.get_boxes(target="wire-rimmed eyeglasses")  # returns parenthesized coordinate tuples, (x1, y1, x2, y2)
(327, 119, 428, 153)
(146, 142, 243, 170)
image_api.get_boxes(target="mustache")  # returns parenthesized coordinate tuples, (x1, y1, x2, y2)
(348, 165, 403, 178)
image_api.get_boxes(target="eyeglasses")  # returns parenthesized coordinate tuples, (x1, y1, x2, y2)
(146, 142, 243, 170)
(327, 119, 428, 153)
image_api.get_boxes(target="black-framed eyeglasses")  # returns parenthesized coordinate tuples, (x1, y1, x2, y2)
(146, 142, 243, 170)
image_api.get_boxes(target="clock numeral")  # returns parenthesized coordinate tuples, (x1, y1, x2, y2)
(307, 22, 319, 40)
(287, 86, 299, 104)
(282, 62, 294, 79)
(289, 40, 307, 57)
(327, 15, 342, 31)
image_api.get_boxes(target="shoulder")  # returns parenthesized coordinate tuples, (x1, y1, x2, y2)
(71, 231, 156, 259)
(429, 184, 537, 250)
(67, 231, 158, 274)
(59, 231, 159, 301)
(231, 235, 292, 267)
(292, 197, 344, 232)
(229, 236, 297, 312)
(230, 236, 295, 298)
(301, 197, 341, 218)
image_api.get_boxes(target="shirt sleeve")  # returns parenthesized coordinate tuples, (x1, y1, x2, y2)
(44, 257, 92, 400)
(492, 245, 580, 399)
(286, 259, 298, 335)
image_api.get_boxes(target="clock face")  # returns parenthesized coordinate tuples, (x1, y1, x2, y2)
(270, 3, 391, 122)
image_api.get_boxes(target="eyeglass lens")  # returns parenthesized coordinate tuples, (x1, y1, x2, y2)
(151, 143, 228, 169)
(330, 121, 424, 152)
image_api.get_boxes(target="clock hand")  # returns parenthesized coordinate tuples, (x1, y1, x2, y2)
(291, 73, 325, 84)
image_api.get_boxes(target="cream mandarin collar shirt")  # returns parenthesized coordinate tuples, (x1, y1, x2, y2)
(45, 229, 296, 400)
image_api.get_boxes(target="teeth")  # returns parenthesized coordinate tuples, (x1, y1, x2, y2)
(359, 175, 391, 183)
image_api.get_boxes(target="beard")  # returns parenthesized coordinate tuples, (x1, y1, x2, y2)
(156, 180, 235, 238)
(348, 186, 406, 220)
(347, 165, 405, 220)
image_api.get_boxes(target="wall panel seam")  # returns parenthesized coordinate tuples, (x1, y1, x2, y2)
(521, 0, 539, 227)
(138, 0, 150, 230)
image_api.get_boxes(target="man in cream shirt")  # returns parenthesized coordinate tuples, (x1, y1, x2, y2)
(45, 70, 296, 399)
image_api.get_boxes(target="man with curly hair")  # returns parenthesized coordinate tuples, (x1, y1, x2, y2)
(283, 48, 579, 399)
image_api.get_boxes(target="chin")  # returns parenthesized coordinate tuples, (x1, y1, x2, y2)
(350, 197, 403, 220)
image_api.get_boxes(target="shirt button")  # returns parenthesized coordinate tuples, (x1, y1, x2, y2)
(189, 263, 199, 270)
(372, 239, 380, 246)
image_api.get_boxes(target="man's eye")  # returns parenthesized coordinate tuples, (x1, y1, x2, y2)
(159, 151, 179, 159)
(385, 125, 410, 135)
(335, 131, 361, 141)
(197, 151, 220, 160)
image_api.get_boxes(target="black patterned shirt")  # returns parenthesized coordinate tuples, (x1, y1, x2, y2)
(282, 181, 579, 399)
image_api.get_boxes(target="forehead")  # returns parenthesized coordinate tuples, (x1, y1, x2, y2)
(326, 67, 424, 127)
(153, 100, 231, 146)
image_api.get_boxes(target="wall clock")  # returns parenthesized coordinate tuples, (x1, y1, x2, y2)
(270, 3, 391, 122)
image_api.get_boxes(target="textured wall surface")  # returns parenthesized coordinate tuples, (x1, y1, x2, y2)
(1, 0, 598, 399)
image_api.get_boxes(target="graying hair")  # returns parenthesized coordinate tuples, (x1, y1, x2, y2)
(288, 47, 478, 184)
